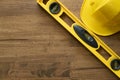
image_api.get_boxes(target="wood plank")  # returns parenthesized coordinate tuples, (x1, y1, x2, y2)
(0, 0, 119, 80)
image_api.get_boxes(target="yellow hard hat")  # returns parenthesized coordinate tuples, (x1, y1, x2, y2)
(80, 0, 120, 36)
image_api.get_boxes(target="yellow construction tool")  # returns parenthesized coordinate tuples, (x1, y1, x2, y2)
(37, 0, 120, 78)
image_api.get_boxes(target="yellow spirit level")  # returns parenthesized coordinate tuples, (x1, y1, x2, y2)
(37, 0, 120, 78)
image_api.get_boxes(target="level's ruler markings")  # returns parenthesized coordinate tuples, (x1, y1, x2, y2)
(37, 0, 120, 78)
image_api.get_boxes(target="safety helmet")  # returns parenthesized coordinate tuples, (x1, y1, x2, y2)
(80, 0, 120, 36)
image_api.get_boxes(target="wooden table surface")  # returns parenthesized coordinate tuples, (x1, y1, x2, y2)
(0, 0, 120, 80)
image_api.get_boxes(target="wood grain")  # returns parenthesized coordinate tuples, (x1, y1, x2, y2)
(0, 0, 120, 80)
